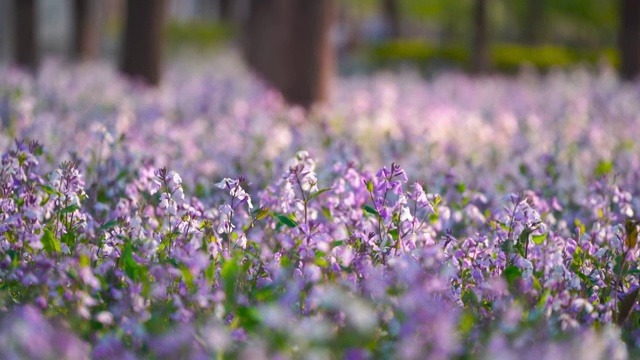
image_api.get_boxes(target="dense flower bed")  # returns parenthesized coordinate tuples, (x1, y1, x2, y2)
(1, 58, 639, 358)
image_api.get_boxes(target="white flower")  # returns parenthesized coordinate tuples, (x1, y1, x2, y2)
(217, 221, 234, 234)
(236, 234, 247, 249)
(400, 206, 413, 222)
(219, 204, 233, 216)
(215, 178, 237, 189)
(159, 193, 177, 215)
(95, 311, 114, 325)
(173, 186, 185, 204)
(149, 178, 162, 195)
(231, 187, 253, 210)
(167, 171, 182, 187)
(218, 178, 253, 210)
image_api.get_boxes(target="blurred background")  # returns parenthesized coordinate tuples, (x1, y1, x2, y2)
(0, 0, 636, 108)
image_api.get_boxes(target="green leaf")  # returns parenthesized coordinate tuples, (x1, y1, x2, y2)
(625, 219, 639, 250)
(33, 145, 43, 156)
(514, 241, 526, 258)
(7, 250, 19, 269)
(221, 258, 240, 300)
(570, 246, 584, 271)
(58, 204, 80, 214)
(518, 227, 534, 244)
(503, 265, 522, 287)
(362, 205, 380, 217)
(365, 180, 374, 193)
(236, 305, 261, 331)
(42, 228, 61, 254)
(275, 214, 298, 228)
(38, 184, 61, 196)
(39, 195, 50, 207)
(331, 240, 345, 248)
(61, 231, 76, 248)
(458, 311, 476, 335)
(532, 233, 547, 245)
(79, 254, 90, 268)
(99, 220, 119, 231)
(532, 276, 542, 290)
(575, 271, 594, 285)
(205, 261, 216, 283)
(255, 285, 276, 302)
(280, 255, 291, 268)
(455, 182, 466, 193)
(123, 243, 140, 281)
(254, 207, 270, 221)
(321, 207, 332, 221)
(180, 265, 194, 288)
(388, 229, 399, 241)
(461, 289, 478, 307)
(315, 257, 329, 268)
(306, 188, 332, 203)
(594, 160, 613, 177)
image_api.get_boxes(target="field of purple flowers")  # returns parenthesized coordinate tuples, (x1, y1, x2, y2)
(1, 58, 639, 359)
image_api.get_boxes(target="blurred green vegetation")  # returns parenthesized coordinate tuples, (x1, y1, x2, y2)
(346, 0, 617, 46)
(165, 21, 236, 53)
(368, 40, 619, 73)
(344, 0, 619, 72)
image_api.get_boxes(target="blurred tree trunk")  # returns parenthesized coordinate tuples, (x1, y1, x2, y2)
(244, 0, 277, 84)
(244, 0, 336, 108)
(471, 0, 489, 74)
(620, 0, 640, 81)
(524, 0, 544, 45)
(381, 0, 400, 39)
(13, 0, 37, 72)
(72, 0, 99, 61)
(282, 0, 335, 107)
(219, 0, 232, 21)
(120, 0, 166, 86)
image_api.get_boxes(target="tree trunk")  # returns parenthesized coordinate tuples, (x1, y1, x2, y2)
(620, 0, 640, 81)
(524, 0, 544, 45)
(381, 0, 400, 39)
(13, 0, 37, 72)
(120, 0, 166, 86)
(244, 0, 275, 84)
(244, 0, 336, 108)
(471, 0, 488, 74)
(72, 0, 99, 61)
(219, 0, 232, 21)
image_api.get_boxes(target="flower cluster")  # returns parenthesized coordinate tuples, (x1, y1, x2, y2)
(1, 60, 640, 358)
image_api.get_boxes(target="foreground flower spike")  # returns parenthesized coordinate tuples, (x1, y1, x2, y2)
(216, 177, 253, 211)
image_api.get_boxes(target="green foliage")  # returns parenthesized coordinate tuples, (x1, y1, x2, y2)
(42, 228, 61, 255)
(503, 265, 522, 287)
(362, 205, 381, 218)
(532, 233, 547, 245)
(368, 40, 615, 73)
(491, 44, 577, 72)
(58, 204, 81, 214)
(122, 242, 141, 282)
(594, 160, 614, 178)
(166, 21, 235, 51)
(306, 188, 332, 204)
(274, 213, 298, 229)
(221, 257, 240, 302)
